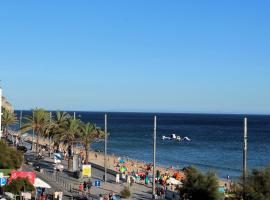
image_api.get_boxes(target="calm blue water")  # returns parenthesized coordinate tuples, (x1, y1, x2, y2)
(16, 111, 270, 179)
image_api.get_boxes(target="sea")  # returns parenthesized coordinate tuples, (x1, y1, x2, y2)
(15, 111, 270, 179)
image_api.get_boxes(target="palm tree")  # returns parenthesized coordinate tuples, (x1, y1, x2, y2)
(20, 108, 50, 154)
(1, 109, 18, 137)
(51, 111, 70, 148)
(80, 122, 104, 164)
(55, 117, 81, 171)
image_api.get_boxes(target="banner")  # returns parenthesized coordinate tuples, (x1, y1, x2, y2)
(9, 171, 36, 184)
(82, 165, 91, 177)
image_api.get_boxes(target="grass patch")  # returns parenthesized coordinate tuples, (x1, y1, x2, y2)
(0, 169, 12, 176)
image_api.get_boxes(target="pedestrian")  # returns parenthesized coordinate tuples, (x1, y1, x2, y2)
(103, 194, 108, 200)
(79, 183, 84, 195)
(83, 181, 87, 192)
(99, 194, 103, 200)
(112, 193, 117, 200)
(116, 173, 120, 183)
(87, 179, 92, 193)
(109, 193, 112, 200)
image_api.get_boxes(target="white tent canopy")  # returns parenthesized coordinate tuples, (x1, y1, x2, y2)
(34, 178, 51, 189)
(166, 177, 182, 185)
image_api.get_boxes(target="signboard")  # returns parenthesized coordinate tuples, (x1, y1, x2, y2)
(0, 177, 7, 186)
(9, 171, 36, 184)
(82, 165, 91, 177)
(21, 192, 31, 200)
(54, 153, 62, 163)
(94, 180, 101, 187)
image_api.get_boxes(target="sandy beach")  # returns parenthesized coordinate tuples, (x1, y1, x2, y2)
(25, 135, 184, 179)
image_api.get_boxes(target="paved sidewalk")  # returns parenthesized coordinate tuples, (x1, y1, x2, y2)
(24, 151, 154, 200)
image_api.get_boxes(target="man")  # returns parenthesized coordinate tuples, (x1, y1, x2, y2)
(87, 179, 92, 193)
(83, 181, 87, 192)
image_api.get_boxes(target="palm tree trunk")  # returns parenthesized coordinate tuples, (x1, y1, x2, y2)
(36, 133, 39, 154)
(85, 146, 89, 164)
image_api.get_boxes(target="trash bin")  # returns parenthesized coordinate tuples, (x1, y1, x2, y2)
(73, 170, 81, 179)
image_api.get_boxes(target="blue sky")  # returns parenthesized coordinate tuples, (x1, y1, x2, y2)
(0, 1, 270, 114)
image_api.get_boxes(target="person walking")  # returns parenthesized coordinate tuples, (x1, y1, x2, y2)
(87, 179, 92, 194)
(83, 181, 87, 194)
(79, 183, 84, 195)
(99, 194, 103, 200)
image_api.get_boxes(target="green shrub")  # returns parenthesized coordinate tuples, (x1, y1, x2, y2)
(4, 178, 35, 195)
(0, 169, 12, 176)
(120, 186, 131, 198)
(236, 167, 270, 200)
(180, 167, 222, 200)
(0, 141, 23, 169)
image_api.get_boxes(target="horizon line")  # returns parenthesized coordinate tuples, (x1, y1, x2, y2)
(13, 108, 270, 116)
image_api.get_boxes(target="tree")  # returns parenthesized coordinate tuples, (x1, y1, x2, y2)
(4, 178, 35, 195)
(0, 141, 23, 169)
(20, 108, 50, 154)
(237, 167, 270, 200)
(1, 109, 18, 136)
(80, 122, 104, 164)
(55, 117, 81, 171)
(51, 111, 70, 149)
(180, 167, 222, 200)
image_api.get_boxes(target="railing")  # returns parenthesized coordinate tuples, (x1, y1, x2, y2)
(42, 169, 98, 200)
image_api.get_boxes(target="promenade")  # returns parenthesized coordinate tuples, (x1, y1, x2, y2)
(23, 150, 155, 200)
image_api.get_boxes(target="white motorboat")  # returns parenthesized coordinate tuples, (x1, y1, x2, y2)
(171, 134, 177, 139)
(162, 136, 171, 140)
(161, 134, 191, 142)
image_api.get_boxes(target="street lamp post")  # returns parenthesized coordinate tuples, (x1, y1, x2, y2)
(31, 111, 35, 151)
(152, 116, 157, 199)
(104, 114, 108, 182)
(243, 117, 248, 198)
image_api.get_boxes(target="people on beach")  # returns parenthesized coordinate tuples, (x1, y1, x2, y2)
(145, 173, 149, 185)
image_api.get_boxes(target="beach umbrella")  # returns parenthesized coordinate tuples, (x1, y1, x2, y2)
(137, 172, 146, 177)
(119, 159, 125, 164)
